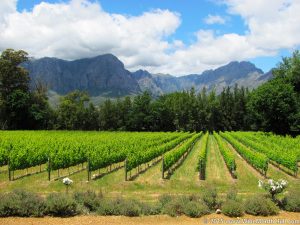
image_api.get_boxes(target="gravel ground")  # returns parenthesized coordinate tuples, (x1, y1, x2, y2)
(0, 212, 299, 225)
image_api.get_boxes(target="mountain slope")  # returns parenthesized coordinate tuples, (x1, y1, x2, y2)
(23, 54, 141, 97)
(23, 54, 272, 99)
(134, 61, 272, 94)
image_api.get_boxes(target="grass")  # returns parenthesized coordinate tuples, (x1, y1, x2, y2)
(205, 135, 233, 191)
(0, 134, 299, 201)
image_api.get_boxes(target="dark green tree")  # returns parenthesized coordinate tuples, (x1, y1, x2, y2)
(128, 91, 152, 131)
(247, 79, 298, 134)
(99, 99, 118, 130)
(28, 79, 55, 129)
(0, 49, 31, 129)
(57, 90, 91, 130)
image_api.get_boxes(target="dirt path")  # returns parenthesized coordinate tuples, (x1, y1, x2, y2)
(1, 212, 299, 225)
(206, 135, 232, 186)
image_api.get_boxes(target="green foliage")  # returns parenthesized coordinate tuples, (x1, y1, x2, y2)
(183, 201, 210, 218)
(198, 132, 209, 179)
(247, 79, 298, 134)
(220, 132, 268, 175)
(226, 188, 238, 201)
(0, 49, 30, 129)
(162, 196, 187, 217)
(230, 132, 298, 173)
(202, 186, 220, 210)
(214, 132, 236, 175)
(74, 191, 103, 212)
(245, 194, 279, 216)
(0, 49, 52, 130)
(222, 200, 244, 217)
(128, 91, 153, 131)
(163, 132, 202, 171)
(161, 195, 210, 218)
(96, 198, 142, 217)
(96, 198, 117, 216)
(159, 194, 173, 207)
(0, 190, 45, 217)
(117, 199, 142, 217)
(273, 50, 300, 94)
(46, 193, 78, 216)
(282, 189, 300, 212)
(57, 90, 92, 130)
(126, 132, 191, 172)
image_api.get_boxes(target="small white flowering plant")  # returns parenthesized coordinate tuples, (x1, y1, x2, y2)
(63, 177, 73, 193)
(258, 179, 288, 201)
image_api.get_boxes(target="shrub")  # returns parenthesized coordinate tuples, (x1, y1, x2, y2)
(46, 193, 78, 216)
(282, 189, 300, 212)
(0, 190, 45, 217)
(159, 194, 172, 207)
(14, 190, 46, 217)
(202, 186, 220, 210)
(183, 201, 210, 218)
(258, 179, 288, 202)
(222, 200, 244, 217)
(226, 188, 238, 201)
(97, 198, 142, 217)
(0, 192, 21, 217)
(119, 199, 142, 217)
(162, 196, 188, 217)
(139, 202, 161, 215)
(245, 195, 279, 216)
(74, 191, 102, 212)
(96, 198, 116, 216)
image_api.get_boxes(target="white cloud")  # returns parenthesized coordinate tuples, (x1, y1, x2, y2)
(204, 14, 226, 25)
(0, 0, 180, 69)
(223, 0, 300, 51)
(0, 0, 16, 25)
(0, 0, 300, 75)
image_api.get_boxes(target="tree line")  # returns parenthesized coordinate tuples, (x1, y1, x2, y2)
(0, 49, 299, 135)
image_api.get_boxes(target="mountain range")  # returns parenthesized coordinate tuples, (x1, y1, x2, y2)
(22, 54, 273, 100)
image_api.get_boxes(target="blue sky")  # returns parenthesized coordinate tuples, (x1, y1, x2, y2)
(1, 0, 299, 75)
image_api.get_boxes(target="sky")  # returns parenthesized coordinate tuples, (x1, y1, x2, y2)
(0, 0, 299, 75)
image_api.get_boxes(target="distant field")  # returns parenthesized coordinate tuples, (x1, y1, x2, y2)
(0, 131, 299, 200)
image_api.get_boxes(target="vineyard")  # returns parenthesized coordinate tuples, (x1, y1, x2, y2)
(0, 131, 299, 197)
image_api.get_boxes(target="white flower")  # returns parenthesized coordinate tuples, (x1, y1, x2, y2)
(280, 179, 288, 187)
(268, 179, 274, 185)
(258, 180, 263, 188)
(271, 186, 276, 191)
(63, 177, 73, 185)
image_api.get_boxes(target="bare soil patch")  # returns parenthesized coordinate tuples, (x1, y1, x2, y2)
(0, 212, 299, 225)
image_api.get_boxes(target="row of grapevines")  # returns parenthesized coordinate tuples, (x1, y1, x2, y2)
(49, 139, 87, 170)
(213, 132, 236, 174)
(229, 132, 298, 173)
(0, 131, 184, 173)
(163, 132, 202, 171)
(220, 132, 268, 175)
(1, 132, 51, 171)
(0, 133, 11, 166)
(126, 133, 192, 172)
(198, 132, 209, 179)
(245, 132, 300, 161)
(88, 132, 185, 172)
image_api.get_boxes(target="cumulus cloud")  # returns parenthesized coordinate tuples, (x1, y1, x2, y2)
(223, 0, 300, 51)
(0, 0, 300, 75)
(204, 14, 226, 25)
(0, 0, 180, 69)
